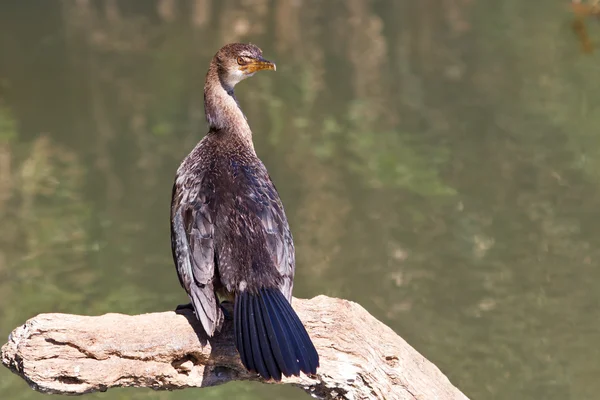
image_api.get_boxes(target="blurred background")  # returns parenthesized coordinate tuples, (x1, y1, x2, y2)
(1, 0, 599, 399)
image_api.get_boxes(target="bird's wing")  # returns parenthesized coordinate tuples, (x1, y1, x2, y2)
(171, 178, 223, 336)
(241, 163, 295, 301)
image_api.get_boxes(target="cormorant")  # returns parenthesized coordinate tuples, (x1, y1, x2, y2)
(170, 43, 319, 381)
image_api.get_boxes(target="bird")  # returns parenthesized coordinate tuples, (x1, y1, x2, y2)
(170, 43, 319, 381)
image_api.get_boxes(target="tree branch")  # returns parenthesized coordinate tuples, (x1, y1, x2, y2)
(1, 295, 469, 400)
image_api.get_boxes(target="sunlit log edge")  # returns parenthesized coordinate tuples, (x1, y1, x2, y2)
(1, 295, 469, 400)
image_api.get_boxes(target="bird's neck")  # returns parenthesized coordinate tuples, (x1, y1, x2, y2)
(204, 63, 254, 148)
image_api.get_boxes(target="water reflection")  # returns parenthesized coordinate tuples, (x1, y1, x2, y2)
(1, 1, 599, 399)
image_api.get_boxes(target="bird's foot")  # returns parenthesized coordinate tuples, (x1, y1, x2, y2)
(220, 301, 234, 320)
(176, 302, 194, 312)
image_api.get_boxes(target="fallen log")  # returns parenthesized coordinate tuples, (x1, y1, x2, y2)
(1, 295, 469, 400)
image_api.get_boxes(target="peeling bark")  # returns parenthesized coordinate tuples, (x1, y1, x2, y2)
(2, 295, 469, 400)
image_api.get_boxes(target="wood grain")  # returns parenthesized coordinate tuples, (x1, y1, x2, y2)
(2, 295, 469, 400)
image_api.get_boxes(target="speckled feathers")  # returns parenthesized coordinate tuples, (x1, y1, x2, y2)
(170, 43, 318, 379)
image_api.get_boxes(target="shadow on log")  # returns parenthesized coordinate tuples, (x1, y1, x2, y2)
(1, 295, 469, 400)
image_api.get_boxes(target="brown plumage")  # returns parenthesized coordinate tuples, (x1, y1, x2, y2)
(170, 43, 319, 381)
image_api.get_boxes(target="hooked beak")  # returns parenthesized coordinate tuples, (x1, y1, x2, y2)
(242, 57, 276, 74)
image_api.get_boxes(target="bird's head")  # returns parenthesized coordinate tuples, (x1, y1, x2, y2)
(213, 43, 276, 89)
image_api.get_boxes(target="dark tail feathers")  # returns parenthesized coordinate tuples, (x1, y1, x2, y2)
(234, 288, 319, 381)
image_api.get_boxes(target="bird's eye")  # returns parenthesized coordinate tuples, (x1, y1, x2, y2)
(237, 57, 246, 65)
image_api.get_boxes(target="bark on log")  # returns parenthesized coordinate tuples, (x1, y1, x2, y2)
(1, 295, 469, 400)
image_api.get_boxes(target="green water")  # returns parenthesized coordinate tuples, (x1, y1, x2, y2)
(1, 1, 600, 399)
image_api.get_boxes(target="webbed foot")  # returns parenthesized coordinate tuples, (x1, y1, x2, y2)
(220, 301, 233, 320)
(176, 302, 194, 312)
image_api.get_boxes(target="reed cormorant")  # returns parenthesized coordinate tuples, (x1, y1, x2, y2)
(170, 43, 319, 381)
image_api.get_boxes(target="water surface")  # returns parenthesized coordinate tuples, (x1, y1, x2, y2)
(1, 1, 599, 399)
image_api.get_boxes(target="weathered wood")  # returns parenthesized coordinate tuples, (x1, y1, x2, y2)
(1, 295, 469, 400)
